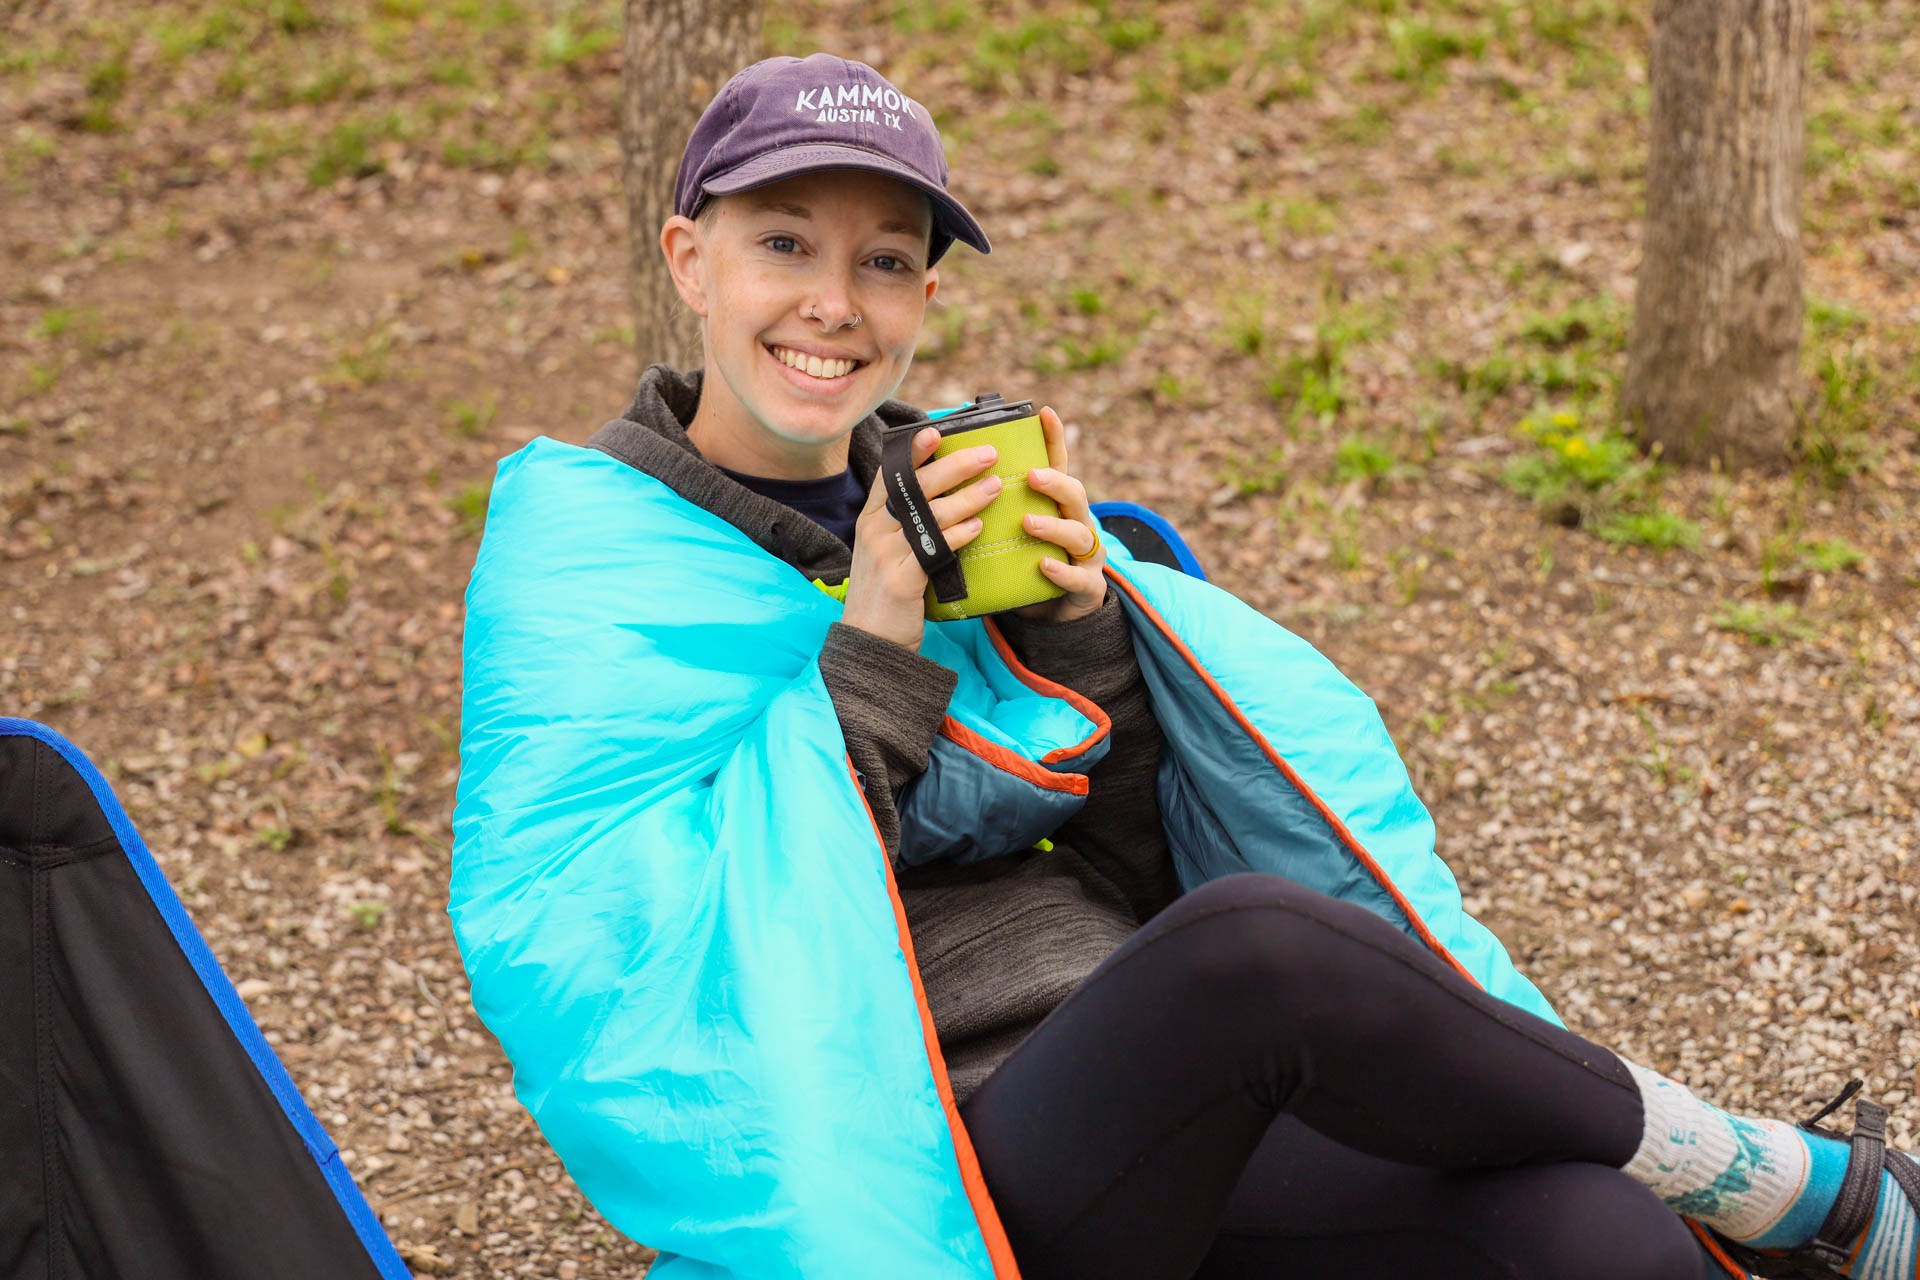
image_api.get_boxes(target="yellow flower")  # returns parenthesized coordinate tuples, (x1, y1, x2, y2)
(1561, 436, 1590, 459)
(1551, 411, 1579, 428)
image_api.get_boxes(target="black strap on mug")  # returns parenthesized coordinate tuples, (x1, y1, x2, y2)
(879, 423, 969, 604)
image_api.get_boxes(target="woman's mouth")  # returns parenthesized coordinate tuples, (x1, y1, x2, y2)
(765, 343, 865, 386)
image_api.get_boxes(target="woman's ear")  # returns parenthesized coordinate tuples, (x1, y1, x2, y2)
(924, 265, 938, 306)
(659, 215, 708, 317)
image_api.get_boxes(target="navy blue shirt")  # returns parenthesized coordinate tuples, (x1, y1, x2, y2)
(720, 466, 867, 549)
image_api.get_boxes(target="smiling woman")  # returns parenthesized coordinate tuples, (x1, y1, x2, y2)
(449, 47, 1919, 1280)
(659, 168, 938, 479)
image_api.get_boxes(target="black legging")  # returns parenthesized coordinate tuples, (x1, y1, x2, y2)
(959, 873, 1723, 1279)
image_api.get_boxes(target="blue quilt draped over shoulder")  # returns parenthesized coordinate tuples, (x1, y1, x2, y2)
(451, 437, 1558, 1280)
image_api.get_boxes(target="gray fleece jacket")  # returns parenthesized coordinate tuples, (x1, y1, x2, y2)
(588, 366, 1179, 1099)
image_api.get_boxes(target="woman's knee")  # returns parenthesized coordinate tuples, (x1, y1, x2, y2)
(1149, 874, 1410, 999)
(1141, 874, 1350, 1009)
(1476, 1164, 1703, 1280)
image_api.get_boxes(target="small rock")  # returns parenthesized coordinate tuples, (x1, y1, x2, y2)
(454, 1201, 478, 1235)
(396, 1242, 453, 1276)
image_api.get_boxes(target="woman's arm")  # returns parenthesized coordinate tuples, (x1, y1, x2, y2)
(818, 622, 957, 857)
(995, 595, 1180, 921)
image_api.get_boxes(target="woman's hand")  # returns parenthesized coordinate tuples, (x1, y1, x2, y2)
(842, 427, 1002, 653)
(1012, 406, 1108, 624)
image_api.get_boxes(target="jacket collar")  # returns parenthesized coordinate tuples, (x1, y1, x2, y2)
(588, 364, 921, 580)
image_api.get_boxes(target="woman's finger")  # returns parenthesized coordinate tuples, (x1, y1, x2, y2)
(1038, 406, 1070, 472)
(1023, 513, 1099, 559)
(1037, 554, 1105, 594)
(1025, 464, 1094, 526)
(917, 442, 998, 500)
(928, 471, 1003, 529)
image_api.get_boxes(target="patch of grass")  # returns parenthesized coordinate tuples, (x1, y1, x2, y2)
(306, 113, 408, 186)
(1330, 102, 1394, 145)
(1329, 510, 1364, 572)
(541, 16, 617, 66)
(1220, 448, 1290, 497)
(444, 390, 498, 437)
(1445, 293, 1632, 410)
(1499, 408, 1673, 538)
(1800, 344, 1878, 489)
(326, 328, 395, 387)
(887, 0, 981, 36)
(78, 44, 132, 133)
(1711, 601, 1815, 647)
(1517, 296, 1628, 352)
(36, 307, 81, 339)
(1220, 291, 1269, 357)
(1594, 509, 1701, 550)
(1798, 539, 1863, 572)
(347, 899, 389, 929)
(447, 480, 493, 538)
(1263, 299, 1376, 435)
(1036, 333, 1131, 373)
(1153, 371, 1206, 406)
(1384, 17, 1485, 85)
(1806, 295, 1868, 344)
(1068, 287, 1104, 317)
(1332, 433, 1415, 488)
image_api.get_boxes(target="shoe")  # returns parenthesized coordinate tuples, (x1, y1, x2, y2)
(1695, 1081, 1920, 1279)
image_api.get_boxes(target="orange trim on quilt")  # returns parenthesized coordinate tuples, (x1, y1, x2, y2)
(939, 717, 1090, 796)
(844, 757, 1025, 1279)
(1684, 1219, 1751, 1278)
(1103, 566, 1481, 989)
(981, 617, 1112, 765)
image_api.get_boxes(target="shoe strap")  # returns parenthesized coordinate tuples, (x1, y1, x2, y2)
(1888, 1147, 1920, 1221)
(1806, 1097, 1887, 1268)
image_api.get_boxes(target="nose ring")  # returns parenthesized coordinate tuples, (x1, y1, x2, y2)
(806, 306, 861, 330)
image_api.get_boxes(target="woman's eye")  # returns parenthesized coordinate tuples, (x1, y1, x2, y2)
(871, 255, 904, 272)
(766, 236, 799, 254)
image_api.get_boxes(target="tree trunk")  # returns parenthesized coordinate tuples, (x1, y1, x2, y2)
(622, 0, 760, 372)
(1622, 0, 1808, 469)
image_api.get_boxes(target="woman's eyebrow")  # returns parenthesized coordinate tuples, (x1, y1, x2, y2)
(749, 197, 923, 237)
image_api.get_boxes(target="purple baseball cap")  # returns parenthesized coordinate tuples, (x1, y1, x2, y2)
(673, 53, 991, 266)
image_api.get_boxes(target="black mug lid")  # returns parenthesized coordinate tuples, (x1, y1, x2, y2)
(894, 390, 1036, 436)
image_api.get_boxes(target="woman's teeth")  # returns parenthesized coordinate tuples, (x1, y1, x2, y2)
(771, 345, 858, 380)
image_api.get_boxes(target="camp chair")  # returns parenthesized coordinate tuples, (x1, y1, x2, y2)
(1090, 500, 1208, 581)
(0, 718, 410, 1279)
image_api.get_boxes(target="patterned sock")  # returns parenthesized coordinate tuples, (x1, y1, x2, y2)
(1621, 1060, 1816, 1239)
(1622, 1061, 1919, 1278)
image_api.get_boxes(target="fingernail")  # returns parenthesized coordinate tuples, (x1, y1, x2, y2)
(1024, 513, 1038, 529)
(1030, 467, 1051, 482)
(983, 475, 1003, 494)
(978, 447, 997, 463)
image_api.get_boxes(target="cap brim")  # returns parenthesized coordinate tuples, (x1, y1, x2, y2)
(701, 143, 991, 258)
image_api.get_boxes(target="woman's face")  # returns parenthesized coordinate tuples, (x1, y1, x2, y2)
(683, 169, 938, 468)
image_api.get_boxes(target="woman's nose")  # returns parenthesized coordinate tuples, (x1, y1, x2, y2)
(803, 273, 860, 332)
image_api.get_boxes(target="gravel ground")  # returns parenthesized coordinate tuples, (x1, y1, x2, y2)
(4, 1, 1917, 1274)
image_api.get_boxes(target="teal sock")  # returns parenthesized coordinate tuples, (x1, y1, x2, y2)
(1620, 1058, 1917, 1279)
(1744, 1127, 1848, 1248)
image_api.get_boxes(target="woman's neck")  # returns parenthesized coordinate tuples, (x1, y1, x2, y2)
(685, 362, 852, 481)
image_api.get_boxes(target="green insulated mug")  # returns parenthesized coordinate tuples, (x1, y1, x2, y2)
(879, 392, 1066, 621)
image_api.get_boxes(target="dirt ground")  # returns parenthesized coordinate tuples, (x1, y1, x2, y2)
(4, 1, 1917, 1275)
